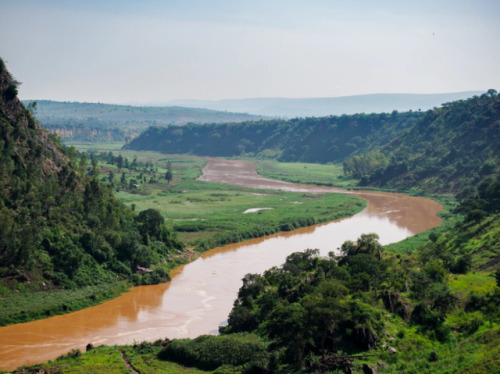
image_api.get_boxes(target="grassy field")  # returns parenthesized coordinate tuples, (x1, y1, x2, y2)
(0, 282, 129, 326)
(255, 159, 359, 189)
(67, 142, 367, 251)
(9, 343, 210, 374)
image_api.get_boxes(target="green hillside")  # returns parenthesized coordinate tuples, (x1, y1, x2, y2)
(125, 111, 424, 162)
(346, 90, 500, 192)
(128, 92, 499, 194)
(0, 59, 184, 326)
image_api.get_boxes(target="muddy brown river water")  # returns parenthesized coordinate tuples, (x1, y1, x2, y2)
(0, 158, 442, 370)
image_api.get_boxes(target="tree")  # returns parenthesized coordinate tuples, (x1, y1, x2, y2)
(265, 302, 311, 370)
(165, 161, 173, 184)
(340, 233, 382, 260)
(116, 154, 124, 169)
(136, 208, 165, 243)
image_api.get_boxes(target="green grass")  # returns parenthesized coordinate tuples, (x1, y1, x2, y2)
(8, 343, 215, 373)
(0, 144, 366, 327)
(118, 183, 365, 250)
(255, 159, 359, 189)
(65, 143, 367, 251)
(448, 272, 497, 297)
(0, 282, 129, 326)
(373, 314, 500, 374)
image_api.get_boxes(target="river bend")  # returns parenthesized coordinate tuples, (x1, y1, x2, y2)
(0, 158, 442, 370)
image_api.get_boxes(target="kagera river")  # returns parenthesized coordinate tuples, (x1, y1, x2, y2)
(0, 158, 442, 370)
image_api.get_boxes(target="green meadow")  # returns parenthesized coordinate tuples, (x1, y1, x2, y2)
(69, 142, 367, 251)
(255, 159, 359, 189)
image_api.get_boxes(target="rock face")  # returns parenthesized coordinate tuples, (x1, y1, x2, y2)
(0, 62, 67, 179)
(383, 291, 412, 322)
(353, 327, 378, 351)
(135, 265, 153, 275)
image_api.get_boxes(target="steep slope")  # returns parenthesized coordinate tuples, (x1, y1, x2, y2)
(350, 91, 500, 192)
(0, 59, 183, 323)
(125, 111, 424, 163)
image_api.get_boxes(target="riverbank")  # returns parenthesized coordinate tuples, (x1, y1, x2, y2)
(0, 157, 445, 371)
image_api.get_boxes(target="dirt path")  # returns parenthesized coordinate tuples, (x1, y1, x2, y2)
(120, 351, 140, 374)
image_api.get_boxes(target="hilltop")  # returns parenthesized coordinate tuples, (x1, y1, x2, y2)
(23, 100, 267, 142)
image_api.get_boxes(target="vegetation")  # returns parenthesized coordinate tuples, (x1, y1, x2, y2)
(0, 282, 128, 326)
(0, 59, 184, 326)
(24, 100, 266, 142)
(158, 334, 270, 371)
(7, 342, 211, 374)
(345, 90, 500, 193)
(13, 233, 498, 373)
(127, 91, 499, 195)
(69, 144, 365, 251)
(256, 160, 359, 189)
(3, 54, 499, 373)
(125, 111, 424, 163)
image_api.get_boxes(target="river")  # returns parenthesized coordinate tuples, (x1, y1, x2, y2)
(0, 158, 442, 370)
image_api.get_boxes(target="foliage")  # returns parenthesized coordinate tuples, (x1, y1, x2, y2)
(256, 160, 359, 189)
(214, 231, 500, 372)
(125, 111, 424, 163)
(83, 144, 365, 251)
(0, 282, 128, 326)
(351, 92, 500, 193)
(0, 60, 184, 325)
(158, 334, 270, 372)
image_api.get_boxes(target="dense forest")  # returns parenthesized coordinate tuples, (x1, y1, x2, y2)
(126, 111, 424, 163)
(24, 100, 266, 142)
(344, 90, 500, 192)
(0, 59, 184, 325)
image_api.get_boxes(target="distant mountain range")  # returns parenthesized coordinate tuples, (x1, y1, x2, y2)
(166, 92, 483, 117)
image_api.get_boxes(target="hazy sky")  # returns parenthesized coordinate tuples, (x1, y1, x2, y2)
(1, 0, 499, 103)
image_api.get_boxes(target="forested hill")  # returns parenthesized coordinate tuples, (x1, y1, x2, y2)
(128, 92, 499, 193)
(344, 90, 500, 192)
(23, 100, 266, 142)
(125, 111, 424, 163)
(0, 59, 183, 324)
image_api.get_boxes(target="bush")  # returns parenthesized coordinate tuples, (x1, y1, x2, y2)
(2, 74, 20, 102)
(158, 333, 270, 372)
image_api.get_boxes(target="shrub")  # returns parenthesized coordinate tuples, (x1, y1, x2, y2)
(158, 333, 270, 372)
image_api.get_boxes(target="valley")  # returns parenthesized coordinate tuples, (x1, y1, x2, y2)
(0, 56, 498, 373)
